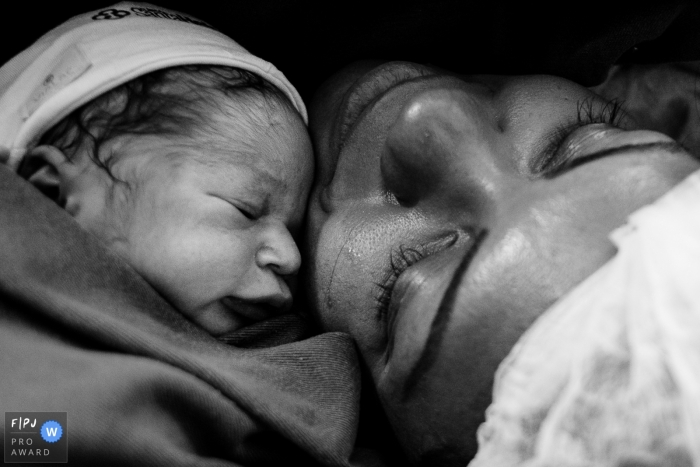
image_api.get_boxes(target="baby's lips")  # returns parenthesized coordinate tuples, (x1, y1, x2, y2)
(220, 296, 290, 322)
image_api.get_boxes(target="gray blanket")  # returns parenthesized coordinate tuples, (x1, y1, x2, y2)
(0, 164, 363, 466)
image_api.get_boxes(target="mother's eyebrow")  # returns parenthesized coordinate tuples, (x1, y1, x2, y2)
(544, 141, 690, 178)
(401, 231, 487, 401)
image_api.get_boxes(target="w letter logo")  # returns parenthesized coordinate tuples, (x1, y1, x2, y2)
(40, 421, 63, 443)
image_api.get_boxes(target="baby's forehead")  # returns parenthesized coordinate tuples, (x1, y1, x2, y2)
(195, 149, 285, 188)
(197, 88, 305, 137)
(182, 104, 311, 184)
(196, 103, 308, 164)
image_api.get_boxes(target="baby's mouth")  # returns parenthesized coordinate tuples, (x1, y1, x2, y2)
(220, 296, 288, 323)
(187, 297, 289, 338)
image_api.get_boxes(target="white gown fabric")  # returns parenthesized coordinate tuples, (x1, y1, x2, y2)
(469, 169, 700, 467)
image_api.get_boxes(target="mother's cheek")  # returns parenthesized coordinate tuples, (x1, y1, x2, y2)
(313, 208, 431, 349)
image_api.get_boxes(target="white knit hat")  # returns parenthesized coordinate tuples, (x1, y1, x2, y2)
(0, 2, 307, 170)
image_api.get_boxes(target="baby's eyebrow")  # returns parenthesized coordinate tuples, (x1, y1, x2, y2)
(400, 231, 487, 401)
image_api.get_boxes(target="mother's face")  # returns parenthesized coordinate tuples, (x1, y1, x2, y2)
(304, 61, 700, 465)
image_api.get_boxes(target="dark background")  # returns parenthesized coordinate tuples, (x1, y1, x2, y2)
(2, 1, 700, 101)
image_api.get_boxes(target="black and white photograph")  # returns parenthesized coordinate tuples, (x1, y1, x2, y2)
(1, 1, 699, 465)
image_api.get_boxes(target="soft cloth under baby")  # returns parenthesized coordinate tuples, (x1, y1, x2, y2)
(469, 169, 700, 467)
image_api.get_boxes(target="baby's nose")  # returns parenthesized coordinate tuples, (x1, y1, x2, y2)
(256, 223, 301, 277)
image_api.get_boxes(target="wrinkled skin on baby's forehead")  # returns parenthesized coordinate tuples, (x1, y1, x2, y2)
(42, 65, 309, 173)
(191, 94, 311, 167)
(303, 60, 700, 465)
(101, 88, 312, 202)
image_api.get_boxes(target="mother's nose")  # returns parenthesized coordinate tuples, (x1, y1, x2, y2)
(381, 87, 505, 209)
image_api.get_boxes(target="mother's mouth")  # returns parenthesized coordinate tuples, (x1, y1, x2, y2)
(332, 61, 434, 156)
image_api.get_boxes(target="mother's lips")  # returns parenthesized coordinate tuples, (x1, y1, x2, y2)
(332, 61, 434, 157)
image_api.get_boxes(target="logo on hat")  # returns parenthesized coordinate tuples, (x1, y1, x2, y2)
(90, 6, 211, 28)
(92, 9, 131, 20)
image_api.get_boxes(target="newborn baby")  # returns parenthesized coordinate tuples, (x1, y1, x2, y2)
(0, 2, 312, 337)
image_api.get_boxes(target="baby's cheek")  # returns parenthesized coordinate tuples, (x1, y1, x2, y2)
(127, 232, 212, 310)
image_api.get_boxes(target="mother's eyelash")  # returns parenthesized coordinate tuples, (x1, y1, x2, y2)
(577, 97, 626, 126)
(374, 244, 426, 322)
(373, 232, 461, 325)
(530, 97, 628, 176)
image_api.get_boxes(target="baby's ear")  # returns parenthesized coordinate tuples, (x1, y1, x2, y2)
(20, 145, 72, 207)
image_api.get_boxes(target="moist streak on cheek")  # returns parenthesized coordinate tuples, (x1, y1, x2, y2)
(323, 209, 428, 351)
(339, 209, 430, 286)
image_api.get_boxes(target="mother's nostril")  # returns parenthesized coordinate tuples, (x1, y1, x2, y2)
(382, 89, 487, 205)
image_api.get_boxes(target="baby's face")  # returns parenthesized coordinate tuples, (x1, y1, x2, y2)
(75, 97, 313, 335)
